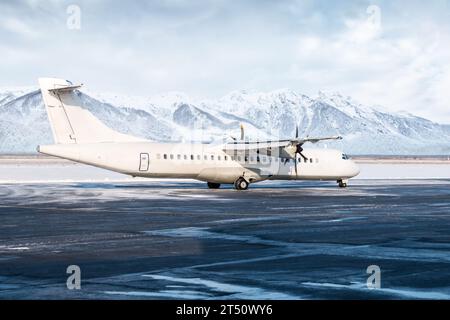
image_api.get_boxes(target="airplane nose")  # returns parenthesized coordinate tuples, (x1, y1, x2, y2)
(350, 161, 360, 177)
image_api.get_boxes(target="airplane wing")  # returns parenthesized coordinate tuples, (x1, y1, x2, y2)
(290, 136, 343, 144)
(222, 136, 342, 159)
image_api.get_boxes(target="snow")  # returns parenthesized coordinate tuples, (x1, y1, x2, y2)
(85, 90, 151, 111)
(357, 163, 450, 179)
(1, 87, 450, 154)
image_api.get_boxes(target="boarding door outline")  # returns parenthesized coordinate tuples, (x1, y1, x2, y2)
(139, 153, 149, 171)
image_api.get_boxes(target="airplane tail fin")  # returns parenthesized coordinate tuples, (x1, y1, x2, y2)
(38, 78, 142, 144)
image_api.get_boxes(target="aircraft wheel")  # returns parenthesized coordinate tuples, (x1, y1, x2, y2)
(234, 177, 249, 190)
(338, 179, 348, 188)
(207, 182, 221, 189)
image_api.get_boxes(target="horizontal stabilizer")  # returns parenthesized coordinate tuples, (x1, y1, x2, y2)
(48, 84, 83, 94)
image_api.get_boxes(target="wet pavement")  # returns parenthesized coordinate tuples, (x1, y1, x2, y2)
(1, 179, 450, 299)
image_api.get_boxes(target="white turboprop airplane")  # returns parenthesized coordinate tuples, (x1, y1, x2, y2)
(37, 78, 360, 190)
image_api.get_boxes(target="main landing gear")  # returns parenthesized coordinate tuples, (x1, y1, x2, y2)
(234, 177, 249, 190)
(207, 182, 221, 189)
(337, 179, 348, 188)
(207, 178, 250, 190)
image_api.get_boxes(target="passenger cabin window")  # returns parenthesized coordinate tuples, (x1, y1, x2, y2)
(184, 155, 187, 160)
(342, 154, 349, 160)
(204, 155, 207, 160)
(225, 156, 228, 161)
(197, 155, 201, 160)
(170, 154, 174, 160)
(191, 155, 194, 160)
(163, 154, 167, 160)
(177, 154, 181, 160)
(309, 158, 313, 163)
(218, 156, 221, 161)
(211, 155, 214, 160)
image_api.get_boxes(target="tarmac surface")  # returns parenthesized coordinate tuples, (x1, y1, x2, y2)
(1, 179, 450, 299)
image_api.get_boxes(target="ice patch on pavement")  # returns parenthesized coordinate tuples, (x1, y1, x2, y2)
(208, 216, 289, 225)
(0, 246, 30, 251)
(320, 216, 367, 223)
(0, 182, 225, 206)
(144, 227, 282, 247)
(302, 282, 450, 299)
(143, 274, 299, 299)
(145, 227, 450, 263)
(104, 290, 211, 299)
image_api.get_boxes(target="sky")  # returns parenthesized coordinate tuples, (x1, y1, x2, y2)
(1, 0, 450, 123)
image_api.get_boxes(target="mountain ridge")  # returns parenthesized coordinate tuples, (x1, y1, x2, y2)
(0, 87, 449, 155)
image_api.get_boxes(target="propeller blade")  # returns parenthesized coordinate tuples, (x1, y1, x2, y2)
(240, 124, 244, 141)
(294, 156, 298, 176)
(300, 152, 308, 162)
(296, 144, 308, 162)
(295, 125, 299, 139)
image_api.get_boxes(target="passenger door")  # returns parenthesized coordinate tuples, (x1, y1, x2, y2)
(139, 153, 149, 171)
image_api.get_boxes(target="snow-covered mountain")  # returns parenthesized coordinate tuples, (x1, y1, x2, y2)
(1, 87, 449, 155)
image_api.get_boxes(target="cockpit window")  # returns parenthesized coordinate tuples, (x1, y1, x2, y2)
(342, 154, 349, 160)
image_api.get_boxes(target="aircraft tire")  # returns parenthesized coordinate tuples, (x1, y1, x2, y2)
(234, 177, 249, 190)
(207, 182, 221, 189)
(338, 179, 348, 188)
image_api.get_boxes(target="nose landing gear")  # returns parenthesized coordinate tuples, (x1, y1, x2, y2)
(337, 179, 348, 188)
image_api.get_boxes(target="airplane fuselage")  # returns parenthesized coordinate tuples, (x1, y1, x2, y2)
(38, 142, 360, 185)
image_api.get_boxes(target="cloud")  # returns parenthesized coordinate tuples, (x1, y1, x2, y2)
(0, 0, 449, 123)
(343, 5, 382, 44)
(1, 17, 39, 38)
(288, 2, 450, 123)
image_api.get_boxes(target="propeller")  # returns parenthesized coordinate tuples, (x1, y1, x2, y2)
(293, 125, 308, 176)
(296, 144, 308, 161)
